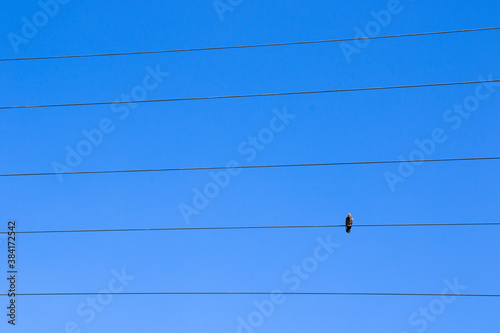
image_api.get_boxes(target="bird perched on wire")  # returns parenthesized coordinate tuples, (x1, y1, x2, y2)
(345, 213, 353, 233)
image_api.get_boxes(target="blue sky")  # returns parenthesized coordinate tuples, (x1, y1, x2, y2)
(1, 0, 499, 332)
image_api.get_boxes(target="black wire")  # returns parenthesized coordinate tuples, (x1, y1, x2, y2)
(4, 222, 500, 235)
(3, 292, 498, 297)
(1, 79, 499, 110)
(0, 156, 498, 178)
(1, 27, 499, 62)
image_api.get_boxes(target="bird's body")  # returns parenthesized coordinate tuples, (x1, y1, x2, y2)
(345, 213, 353, 233)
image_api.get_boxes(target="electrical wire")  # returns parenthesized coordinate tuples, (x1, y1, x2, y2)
(4, 222, 500, 235)
(0, 156, 498, 178)
(1, 79, 499, 110)
(2, 292, 498, 297)
(1, 26, 499, 62)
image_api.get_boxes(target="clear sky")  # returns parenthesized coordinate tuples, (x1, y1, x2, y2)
(1, 0, 499, 332)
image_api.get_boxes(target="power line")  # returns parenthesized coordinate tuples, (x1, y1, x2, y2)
(5, 222, 500, 235)
(3, 292, 498, 297)
(1, 79, 499, 110)
(1, 156, 498, 178)
(1, 26, 499, 62)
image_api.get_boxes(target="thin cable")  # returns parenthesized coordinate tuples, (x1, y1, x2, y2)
(3, 292, 498, 297)
(0, 156, 499, 178)
(1, 26, 499, 62)
(1, 79, 499, 110)
(5, 222, 500, 235)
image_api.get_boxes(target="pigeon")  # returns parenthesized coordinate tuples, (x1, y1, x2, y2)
(345, 213, 353, 233)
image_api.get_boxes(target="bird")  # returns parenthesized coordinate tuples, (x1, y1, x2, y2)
(345, 213, 353, 233)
